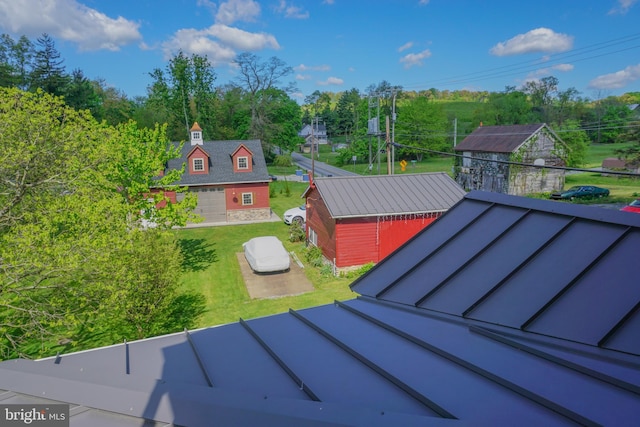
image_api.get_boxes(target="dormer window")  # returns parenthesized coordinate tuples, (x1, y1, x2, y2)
(193, 158, 204, 171)
(237, 156, 249, 170)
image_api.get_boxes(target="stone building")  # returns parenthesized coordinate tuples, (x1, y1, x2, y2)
(454, 123, 566, 196)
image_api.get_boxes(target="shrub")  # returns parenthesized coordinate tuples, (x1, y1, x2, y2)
(274, 155, 293, 167)
(304, 245, 324, 268)
(289, 222, 305, 242)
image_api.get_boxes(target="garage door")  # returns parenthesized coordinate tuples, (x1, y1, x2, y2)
(181, 187, 227, 223)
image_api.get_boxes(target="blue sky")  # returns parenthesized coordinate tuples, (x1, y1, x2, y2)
(0, 0, 639, 101)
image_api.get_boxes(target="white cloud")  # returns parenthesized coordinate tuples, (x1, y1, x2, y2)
(398, 42, 413, 52)
(399, 49, 432, 69)
(296, 74, 311, 80)
(323, 0, 335, 4)
(294, 63, 330, 72)
(524, 63, 574, 81)
(588, 64, 640, 89)
(275, 1, 309, 19)
(317, 76, 344, 86)
(206, 24, 279, 50)
(608, 0, 638, 15)
(418, 0, 430, 5)
(490, 28, 573, 56)
(215, 0, 261, 25)
(161, 29, 237, 63)
(0, 0, 141, 51)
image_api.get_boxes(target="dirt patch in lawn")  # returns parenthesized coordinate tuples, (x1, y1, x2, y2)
(236, 253, 314, 299)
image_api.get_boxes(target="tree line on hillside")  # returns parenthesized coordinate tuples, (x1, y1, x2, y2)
(2, 33, 639, 169)
(304, 78, 640, 169)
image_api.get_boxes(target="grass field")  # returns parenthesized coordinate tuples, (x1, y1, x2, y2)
(175, 181, 354, 328)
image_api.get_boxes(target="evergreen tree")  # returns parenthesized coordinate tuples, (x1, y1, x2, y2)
(30, 33, 68, 96)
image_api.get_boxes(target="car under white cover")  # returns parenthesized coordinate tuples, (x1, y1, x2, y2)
(243, 236, 290, 273)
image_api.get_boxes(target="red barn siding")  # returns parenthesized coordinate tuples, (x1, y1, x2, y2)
(306, 189, 337, 262)
(377, 214, 439, 261)
(335, 218, 378, 267)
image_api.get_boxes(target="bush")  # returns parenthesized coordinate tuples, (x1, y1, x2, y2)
(289, 222, 305, 242)
(304, 245, 324, 268)
(273, 155, 293, 167)
(340, 262, 375, 279)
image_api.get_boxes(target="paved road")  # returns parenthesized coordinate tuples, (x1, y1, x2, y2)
(291, 152, 359, 178)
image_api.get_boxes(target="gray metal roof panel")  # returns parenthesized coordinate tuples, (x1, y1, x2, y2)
(165, 139, 269, 186)
(453, 123, 546, 153)
(313, 173, 465, 218)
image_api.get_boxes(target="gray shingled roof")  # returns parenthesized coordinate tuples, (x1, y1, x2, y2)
(1, 191, 639, 426)
(307, 173, 466, 218)
(166, 139, 269, 186)
(453, 123, 548, 153)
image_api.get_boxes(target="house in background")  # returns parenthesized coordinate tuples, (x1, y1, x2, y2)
(454, 123, 566, 196)
(163, 122, 271, 224)
(602, 157, 640, 176)
(302, 173, 466, 271)
(298, 121, 328, 153)
(1, 191, 639, 426)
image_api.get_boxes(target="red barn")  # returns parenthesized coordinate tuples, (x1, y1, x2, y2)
(303, 173, 465, 271)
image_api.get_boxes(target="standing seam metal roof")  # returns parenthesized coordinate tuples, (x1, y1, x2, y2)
(311, 173, 466, 218)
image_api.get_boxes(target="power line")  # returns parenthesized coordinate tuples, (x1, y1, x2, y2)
(391, 142, 640, 177)
(403, 32, 640, 90)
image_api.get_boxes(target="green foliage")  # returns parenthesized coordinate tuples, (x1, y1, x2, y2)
(304, 245, 325, 268)
(553, 120, 589, 167)
(288, 221, 306, 243)
(0, 88, 204, 359)
(146, 50, 217, 141)
(340, 263, 375, 279)
(395, 96, 449, 160)
(273, 154, 293, 167)
(108, 120, 200, 228)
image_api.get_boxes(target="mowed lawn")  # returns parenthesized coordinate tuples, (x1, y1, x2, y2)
(174, 180, 354, 328)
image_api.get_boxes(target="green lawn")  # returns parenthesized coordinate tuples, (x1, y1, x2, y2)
(175, 181, 354, 328)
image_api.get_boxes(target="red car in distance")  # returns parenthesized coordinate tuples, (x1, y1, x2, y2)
(621, 199, 640, 213)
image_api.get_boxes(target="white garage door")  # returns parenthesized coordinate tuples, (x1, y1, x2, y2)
(182, 187, 227, 223)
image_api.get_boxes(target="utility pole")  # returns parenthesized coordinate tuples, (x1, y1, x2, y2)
(453, 117, 457, 147)
(391, 92, 397, 174)
(310, 117, 315, 179)
(386, 115, 391, 175)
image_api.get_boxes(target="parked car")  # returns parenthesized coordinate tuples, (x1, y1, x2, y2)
(621, 199, 640, 213)
(243, 236, 290, 273)
(283, 205, 306, 225)
(550, 186, 610, 200)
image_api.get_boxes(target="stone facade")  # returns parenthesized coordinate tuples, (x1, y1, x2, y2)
(227, 207, 271, 222)
(456, 127, 566, 196)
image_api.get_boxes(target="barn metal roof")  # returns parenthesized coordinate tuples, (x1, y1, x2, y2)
(453, 123, 552, 153)
(1, 191, 639, 426)
(307, 173, 466, 218)
(165, 139, 269, 186)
